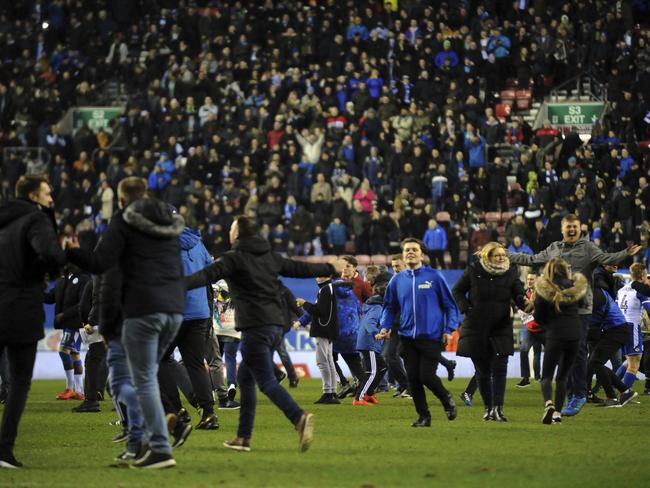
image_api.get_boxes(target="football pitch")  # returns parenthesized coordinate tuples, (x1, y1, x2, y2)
(1, 379, 647, 487)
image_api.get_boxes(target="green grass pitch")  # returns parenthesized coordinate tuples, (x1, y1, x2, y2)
(1, 379, 647, 487)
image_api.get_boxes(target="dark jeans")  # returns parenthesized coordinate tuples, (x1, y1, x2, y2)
(541, 338, 579, 411)
(465, 375, 478, 395)
(587, 325, 631, 399)
(237, 325, 303, 439)
(158, 318, 215, 416)
(275, 333, 297, 381)
(471, 345, 509, 408)
(84, 341, 108, 402)
(218, 337, 240, 387)
(400, 337, 451, 418)
(382, 335, 408, 390)
(333, 352, 364, 386)
(520, 330, 544, 380)
(0, 342, 37, 452)
(428, 250, 446, 269)
(566, 315, 591, 399)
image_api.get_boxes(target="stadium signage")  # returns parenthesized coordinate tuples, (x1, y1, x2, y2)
(547, 102, 605, 129)
(72, 107, 123, 132)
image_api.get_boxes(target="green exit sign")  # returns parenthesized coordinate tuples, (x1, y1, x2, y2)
(547, 103, 604, 130)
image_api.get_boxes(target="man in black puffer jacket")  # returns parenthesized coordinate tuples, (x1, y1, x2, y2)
(0, 175, 67, 469)
(67, 176, 184, 470)
(185, 216, 343, 453)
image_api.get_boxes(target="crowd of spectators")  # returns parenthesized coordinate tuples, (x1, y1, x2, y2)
(1, 0, 650, 268)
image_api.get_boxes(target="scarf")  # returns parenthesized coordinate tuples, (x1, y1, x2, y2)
(479, 256, 510, 275)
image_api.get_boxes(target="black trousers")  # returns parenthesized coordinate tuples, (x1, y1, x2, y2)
(541, 338, 579, 411)
(83, 341, 108, 402)
(333, 352, 364, 386)
(471, 344, 509, 408)
(400, 337, 451, 418)
(0, 342, 37, 453)
(587, 325, 630, 399)
(382, 335, 408, 390)
(158, 318, 215, 416)
(357, 351, 388, 400)
(427, 250, 446, 269)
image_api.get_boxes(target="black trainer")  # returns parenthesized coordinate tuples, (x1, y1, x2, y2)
(289, 378, 299, 388)
(444, 396, 457, 420)
(619, 390, 638, 406)
(321, 393, 341, 404)
(196, 414, 220, 430)
(172, 420, 193, 448)
(131, 450, 176, 469)
(542, 403, 555, 424)
(516, 378, 531, 388)
(446, 360, 457, 381)
(337, 383, 355, 399)
(72, 401, 101, 413)
(411, 415, 431, 427)
(314, 393, 329, 404)
(483, 407, 494, 421)
(112, 426, 129, 443)
(492, 406, 508, 422)
(0, 450, 22, 469)
(227, 384, 237, 401)
(218, 399, 241, 410)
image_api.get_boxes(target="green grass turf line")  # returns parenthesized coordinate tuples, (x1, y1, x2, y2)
(0, 379, 646, 487)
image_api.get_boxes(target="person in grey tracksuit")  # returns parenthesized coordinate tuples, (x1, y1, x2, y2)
(508, 214, 640, 416)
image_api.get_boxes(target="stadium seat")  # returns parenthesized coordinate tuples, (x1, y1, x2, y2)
(495, 103, 511, 122)
(500, 211, 515, 223)
(516, 98, 530, 111)
(500, 89, 516, 101)
(370, 255, 388, 265)
(435, 211, 451, 223)
(485, 212, 501, 223)
(515, 89, 532, 100)
(356, 255, 371, 265)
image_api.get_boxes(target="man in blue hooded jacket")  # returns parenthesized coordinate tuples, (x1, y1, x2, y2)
(379, 238, 459, 426)
(158, 224, 218, 434)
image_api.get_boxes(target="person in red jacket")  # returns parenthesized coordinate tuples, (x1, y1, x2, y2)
(340, 255, 372, 304)
(517, 272, 544, 387)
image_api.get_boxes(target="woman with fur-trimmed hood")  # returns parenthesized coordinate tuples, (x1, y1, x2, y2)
(534, 258, 588, 425)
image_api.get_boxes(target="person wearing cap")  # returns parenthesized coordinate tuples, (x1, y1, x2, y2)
(353, 271, 392, 406)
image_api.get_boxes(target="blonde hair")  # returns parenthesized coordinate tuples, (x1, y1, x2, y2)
(542, 258, 572, 312)
(630, 262, 646, 281)
(475, 242, 505, 263)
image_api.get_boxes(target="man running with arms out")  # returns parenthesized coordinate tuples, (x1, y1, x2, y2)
(508, 214, 641, 416)
(378, 238, 459, 427)
(185, 216, 344, 452)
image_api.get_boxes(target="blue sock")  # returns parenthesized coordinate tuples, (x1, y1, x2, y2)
(615, 364, 626, 378)
(622, 372, 637, 389)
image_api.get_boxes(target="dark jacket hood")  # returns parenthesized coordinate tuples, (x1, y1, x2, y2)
(123, 198, 184, 238)
(179, 227, 201, 251)
(535, 273, 588, 305)
(0, 199, 40, 228)
(233, 235, 271, 254)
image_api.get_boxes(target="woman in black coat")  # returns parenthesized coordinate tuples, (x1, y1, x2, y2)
(453, 242, 526, 422)
(534, 258, 587, 424)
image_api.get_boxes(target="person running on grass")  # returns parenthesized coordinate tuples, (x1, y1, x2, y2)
(184, 216, 344, 452)
(533, 258, 587, 424)
(378, 238, 459, 427)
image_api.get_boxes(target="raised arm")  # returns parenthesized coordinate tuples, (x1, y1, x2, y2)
(588, 241, 638, 266)
(185, 255, 234, 290)
(508, 246, 551, 266)
(67, 221, 125, 274)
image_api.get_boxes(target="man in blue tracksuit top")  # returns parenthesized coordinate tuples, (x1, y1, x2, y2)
(379, 238, 459, 426)
(158, 224, 219, 432)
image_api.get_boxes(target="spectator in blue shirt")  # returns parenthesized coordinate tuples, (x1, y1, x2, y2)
(346, 16, 369, 41)
(423, 219, 448, 269)
(326, 217, 347, 255)
(434, 39, 459, 69)
(507, 236, 534, 255)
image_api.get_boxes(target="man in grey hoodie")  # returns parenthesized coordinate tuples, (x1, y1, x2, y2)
(508, 214, 641, 416)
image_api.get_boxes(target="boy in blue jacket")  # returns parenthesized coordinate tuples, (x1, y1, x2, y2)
(354, 272, 392, 406)
(379, 238, 459, 426)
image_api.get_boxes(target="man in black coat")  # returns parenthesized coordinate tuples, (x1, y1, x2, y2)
(185, 216, 343, 453)
(67, 176, 185, 470)
(0, 175, 67, 468)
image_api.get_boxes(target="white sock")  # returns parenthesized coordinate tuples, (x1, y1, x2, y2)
(74, 374, 84, 393)
(65, 369, 74, 390)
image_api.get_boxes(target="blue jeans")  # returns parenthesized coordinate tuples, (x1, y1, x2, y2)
(107, 338, 144, 451)
(218, 338, 240, 387)
(122, 312, 182, 455)
(566, 314, 591, 399)
(237, 325, 303, 439)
